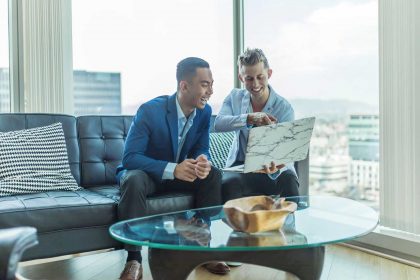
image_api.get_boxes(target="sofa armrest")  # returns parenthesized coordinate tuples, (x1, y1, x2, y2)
(0, 227, 38, 280)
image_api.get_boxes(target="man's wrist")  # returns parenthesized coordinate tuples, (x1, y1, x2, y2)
(163, 162, 177, 180)
(246, 114, 251, 125)
(246, 114, 254, 128)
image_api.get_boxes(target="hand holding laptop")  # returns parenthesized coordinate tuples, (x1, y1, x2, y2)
(254, 161, 285, 174)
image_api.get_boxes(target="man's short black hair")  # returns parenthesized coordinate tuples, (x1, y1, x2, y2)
(176, 57, 210, 85)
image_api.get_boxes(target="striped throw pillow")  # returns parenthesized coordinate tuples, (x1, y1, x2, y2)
(209, 131, 234, 169)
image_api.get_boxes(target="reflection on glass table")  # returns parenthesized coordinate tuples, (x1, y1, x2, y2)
(110, 196, 378, 280)
(226, 214, 308, 247)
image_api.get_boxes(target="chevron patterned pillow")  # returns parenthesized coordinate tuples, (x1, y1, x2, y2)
(0, 123, 82, 197)
(209, 131, 235, 169)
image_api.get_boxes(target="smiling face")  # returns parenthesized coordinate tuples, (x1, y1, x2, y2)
(239, 61, 272, 102)
(178, 67, 214, 114)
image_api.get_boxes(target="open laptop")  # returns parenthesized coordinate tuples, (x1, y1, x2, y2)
(223, 117, 315, 173)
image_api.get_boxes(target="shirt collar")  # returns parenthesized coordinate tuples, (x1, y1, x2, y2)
(175, 94, 196, 121)
(247, 84, 276, 112)
(264, 85, 276, 111)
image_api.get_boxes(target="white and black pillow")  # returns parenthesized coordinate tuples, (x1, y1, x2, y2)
(0, 123, 82, 197)
(209, 131, 235, 169)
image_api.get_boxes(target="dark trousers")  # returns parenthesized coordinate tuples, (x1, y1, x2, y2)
(118, 166, 222, 251)
(222, 169, 299, 203)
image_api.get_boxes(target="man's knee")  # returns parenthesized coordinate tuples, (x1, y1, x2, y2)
(120, 170, 152, 195)
(221, 172, 242, 202)
(208, 166, 222, 182)
(201, 166, 222, 190)
(278, 171, 299, 196)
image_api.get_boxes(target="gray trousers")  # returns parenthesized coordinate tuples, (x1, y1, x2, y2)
(118, 167, 222, 251)
(222, 169, 300, 203)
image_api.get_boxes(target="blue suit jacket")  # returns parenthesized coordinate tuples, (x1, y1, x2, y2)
(116, 93, 212, 183)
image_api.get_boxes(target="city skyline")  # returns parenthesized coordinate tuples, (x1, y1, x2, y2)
(0, 66, 379, 116)
(0, 68, 122, 115)
(73, 70, 122, 115)
(121, 95, 379, 116)
(0, 67, 9, 113)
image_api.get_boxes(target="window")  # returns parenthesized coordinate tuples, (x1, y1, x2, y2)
(244, 0, 379, 210)
(72, 0, 233, 115)
(0, 0, 10, 113)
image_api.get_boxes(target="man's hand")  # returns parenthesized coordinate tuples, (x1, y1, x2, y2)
(247, 112, 277, 127)
(174, 159, 198, 182)
(254, 162, 285, 174)
(195, 154, 211, 180)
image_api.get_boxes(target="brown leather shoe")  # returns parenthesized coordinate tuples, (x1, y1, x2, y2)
(119, 260, 142, 280)
(203, 262, 231, 275)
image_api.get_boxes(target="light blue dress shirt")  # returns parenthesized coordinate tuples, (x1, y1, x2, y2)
(214, 85, 296, 179)
(162, 96, 196, 180)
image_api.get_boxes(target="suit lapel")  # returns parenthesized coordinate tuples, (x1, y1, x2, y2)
(167, 94, 178, 161)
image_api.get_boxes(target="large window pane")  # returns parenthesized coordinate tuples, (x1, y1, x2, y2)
(245, 0, 379, 210)
(72, 0, 233, 115)
(0, 0, 10, 113)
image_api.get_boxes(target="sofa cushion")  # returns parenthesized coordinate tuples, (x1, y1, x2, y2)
(78, 116, 132, 187)
(0, 114, 81, 185)
(88, 185, 194, 215)
(88, 185, 121, 202)
(0, 190, 117, 233)
(0, 123, 81, 197)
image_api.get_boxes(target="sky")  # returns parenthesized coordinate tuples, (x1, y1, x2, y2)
(71, 0, 234, 113)
(0, 0, 378, 113)
(245, 0, 378, 106)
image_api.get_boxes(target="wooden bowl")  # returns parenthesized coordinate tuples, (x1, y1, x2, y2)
(223, 196, 297, 233)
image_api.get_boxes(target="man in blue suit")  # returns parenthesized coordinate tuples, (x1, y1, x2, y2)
(116, 57, 227, 280)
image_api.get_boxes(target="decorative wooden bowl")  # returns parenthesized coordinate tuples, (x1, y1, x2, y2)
(223, 196, 297, 233)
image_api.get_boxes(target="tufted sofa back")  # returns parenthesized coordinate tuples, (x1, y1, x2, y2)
(77, 115, 132, 187)
(0, 113, 133, 188)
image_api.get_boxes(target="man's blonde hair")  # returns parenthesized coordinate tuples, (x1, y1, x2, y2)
(237, 48, 270, 69)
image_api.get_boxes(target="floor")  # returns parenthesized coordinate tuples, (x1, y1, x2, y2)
(18, 244, 420, 280)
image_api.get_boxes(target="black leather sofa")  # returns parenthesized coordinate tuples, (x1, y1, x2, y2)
(0, 113, 309, 261)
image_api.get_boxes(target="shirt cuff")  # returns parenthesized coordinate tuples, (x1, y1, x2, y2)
(162, 162, 177, 180)
(241, 113, 255, 129)
(232, 114, 250, 128)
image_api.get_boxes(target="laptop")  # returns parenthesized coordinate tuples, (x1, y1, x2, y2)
(223, 117, 315, 173)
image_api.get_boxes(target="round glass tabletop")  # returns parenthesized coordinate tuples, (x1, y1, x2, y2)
(109, 196, 378, 251)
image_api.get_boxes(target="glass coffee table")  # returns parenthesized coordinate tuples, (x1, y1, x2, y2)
(110, 196, 378, 280)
